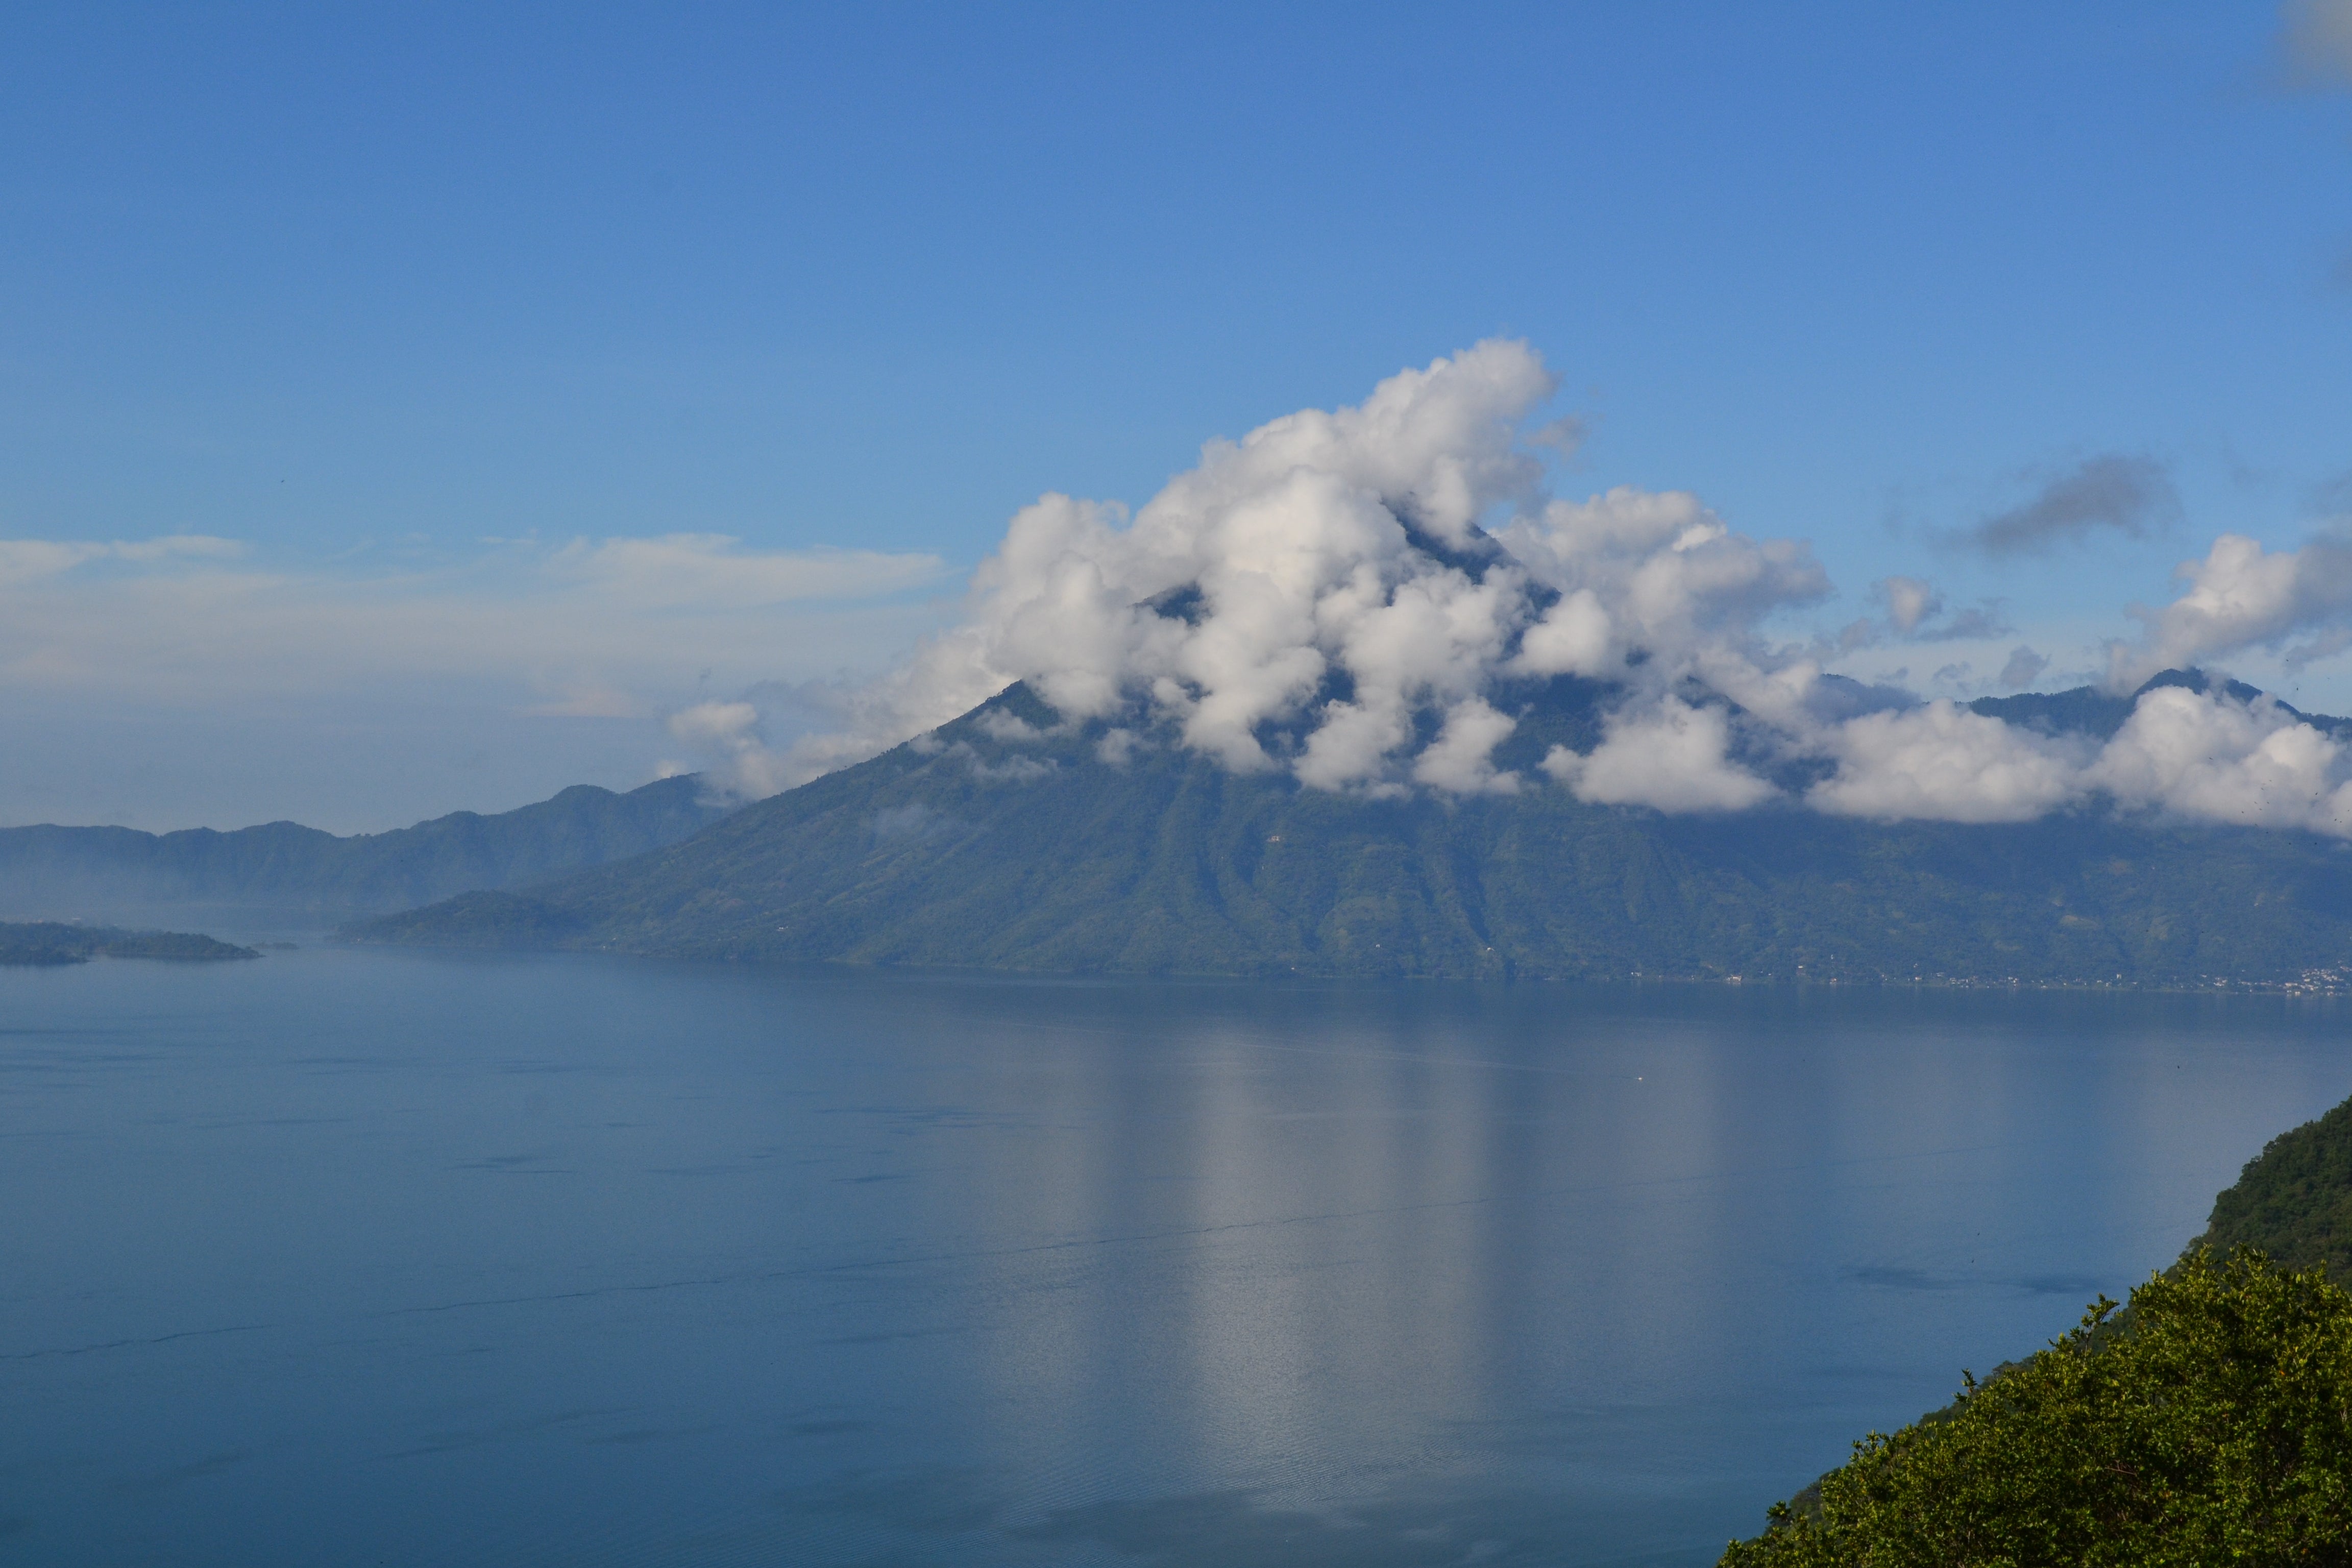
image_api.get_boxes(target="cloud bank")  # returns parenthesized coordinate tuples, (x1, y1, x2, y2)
(0, 532, 944, 712)
(734, 341, 2352, 839)
(0, 532, 947, 826)
(14, 346, 2349, 840)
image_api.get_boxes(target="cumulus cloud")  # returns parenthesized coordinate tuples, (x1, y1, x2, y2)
(636, 342, 2352, 844)
(1412, 698, 1522, 795)
(1542, 697, 1775, 812)
(766, 342, 1568, 795)
(2105, 532, 2352, 691)
(765, 344, 1867, 809)
(1797, 680, 2352, 837)
(1809, 702, 2087, 824)
(1944, 454, 2179, 557)
(31, 345, 2350, 840)
(2088, 684, 2352, 835)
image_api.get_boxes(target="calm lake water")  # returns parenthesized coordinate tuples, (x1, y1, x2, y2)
(3, 949, 2347, 1566)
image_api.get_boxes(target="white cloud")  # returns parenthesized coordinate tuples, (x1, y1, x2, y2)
(0, 533, 946, 707)
(0, 529, 949, 822)
(763, 342, 2352, 838)
(776, 342, 1851, 806)
(665, 700, 795, 800)
(1512, 587, 1613, 676)
(1410, 698, 1521, 795)
(2106, 533, 2352, 691)
(31, 345, 2341, 837)
(1494, 487, 1830, 683)
(1794, 683, 2352, 840)
(2087, 684, 2352, 835)
(1543, 697, 1775, 813)
(774, 341, 1570, 796)
(1809, 701, 2087, 824)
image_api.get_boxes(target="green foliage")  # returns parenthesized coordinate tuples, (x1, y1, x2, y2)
(358, 680, 2352, 985)
(1722, 1251, 2352, 1566)
(2190, 1097, 2352, 1286)
(0, 920, 258, 965)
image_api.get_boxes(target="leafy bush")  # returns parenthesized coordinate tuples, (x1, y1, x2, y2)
(1722, 1251, 2352, 1566)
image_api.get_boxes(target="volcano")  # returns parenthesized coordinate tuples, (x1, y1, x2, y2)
(352, 673, 2352, 987)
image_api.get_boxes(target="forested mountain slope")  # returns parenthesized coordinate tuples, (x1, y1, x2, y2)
(354, 680, 2352, 985)
(2190, 1093, 2352, 1283)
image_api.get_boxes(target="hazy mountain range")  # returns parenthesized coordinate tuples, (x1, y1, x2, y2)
(349, 672, 2352, 986)
(0, 775, 732, 928)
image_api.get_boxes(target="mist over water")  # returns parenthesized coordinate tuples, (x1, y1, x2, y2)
(3, 952, 2346, 1565)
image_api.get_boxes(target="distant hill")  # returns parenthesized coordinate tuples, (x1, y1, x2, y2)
(0, 775, 736, 927)
(353, 677, 2352, 986)
(0, 920, 258, 966)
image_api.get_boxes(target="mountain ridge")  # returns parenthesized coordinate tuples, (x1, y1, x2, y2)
(351, 674, 2352, 986)
(0, 774, 736, 926)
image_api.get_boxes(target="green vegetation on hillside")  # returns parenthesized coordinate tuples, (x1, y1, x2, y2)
(2189, 1094, 2352, 1288)
(1725, 1089, 2352, 1563)
(0, 921, 259, 965)
(1721, 1251, 2352, 1565)
(355, 679, 2352, 987)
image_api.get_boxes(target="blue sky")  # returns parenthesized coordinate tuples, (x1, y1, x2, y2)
(3, 2, 2349, 830)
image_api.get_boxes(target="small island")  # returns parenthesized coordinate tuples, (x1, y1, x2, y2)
(0, 920, 261, 967)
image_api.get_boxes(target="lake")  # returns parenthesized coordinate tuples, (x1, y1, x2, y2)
(2, 949, 2346, 1566)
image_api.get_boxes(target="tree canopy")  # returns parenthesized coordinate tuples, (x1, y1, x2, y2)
(1721, 1251, 2352, 1565)
(2193, 1096, 2352, 1286)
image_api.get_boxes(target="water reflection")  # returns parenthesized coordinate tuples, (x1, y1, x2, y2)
(0, 956, 2345, 1565)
